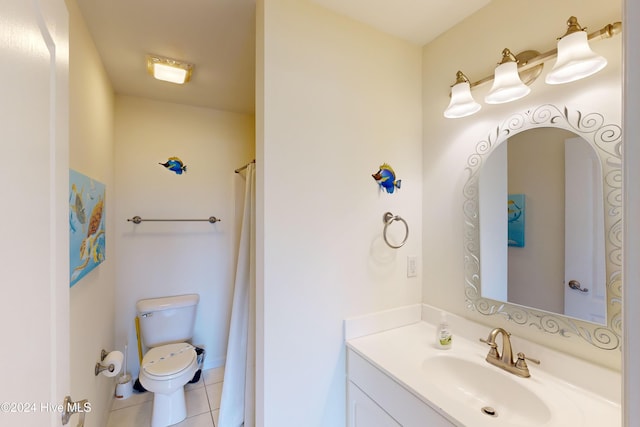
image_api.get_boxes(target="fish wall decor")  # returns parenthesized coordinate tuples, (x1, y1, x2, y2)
(372, 163, 401, 194)
(159, 156, 187, 175)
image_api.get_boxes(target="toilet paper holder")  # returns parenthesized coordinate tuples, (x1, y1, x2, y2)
(94, 349, 115, 376)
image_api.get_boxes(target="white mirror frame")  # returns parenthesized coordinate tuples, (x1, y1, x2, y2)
(463, 104, 622, 350)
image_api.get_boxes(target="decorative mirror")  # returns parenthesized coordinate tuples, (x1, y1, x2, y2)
(463, 104, 621, 349)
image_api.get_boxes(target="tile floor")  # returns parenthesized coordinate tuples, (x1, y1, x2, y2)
(107, 367, 224, 427)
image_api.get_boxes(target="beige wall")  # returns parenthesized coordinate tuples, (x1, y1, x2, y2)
(422, 0, 622, 368)
(114, 96, 254, 378)
(258, 0, 422, 425)
(67, 0, 116, 425)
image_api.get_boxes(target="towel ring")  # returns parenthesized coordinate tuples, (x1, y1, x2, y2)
(382, 212, 409, 249)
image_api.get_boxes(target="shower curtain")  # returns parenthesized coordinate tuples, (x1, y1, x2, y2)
(219, 163, 256, 427)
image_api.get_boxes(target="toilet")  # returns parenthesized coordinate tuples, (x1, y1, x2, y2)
(136, 294, 200, 427)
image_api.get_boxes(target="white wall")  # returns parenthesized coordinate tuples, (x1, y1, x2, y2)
(114, 96, 254, 378)
(67, 1, 116, 425)
(421, 0, 622, 368)
(258, 0, 422, 425)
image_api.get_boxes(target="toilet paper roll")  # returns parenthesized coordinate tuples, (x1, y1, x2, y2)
(102, 351, 124, 377)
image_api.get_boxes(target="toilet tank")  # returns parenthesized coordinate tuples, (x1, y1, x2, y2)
(136, 294, 199, 348)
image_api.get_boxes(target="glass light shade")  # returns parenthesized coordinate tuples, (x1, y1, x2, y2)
(484, 61, 531, 104)
(146, 55, 193, 84)
(153, 63, 189, 84)
(444, 81, 481, 118)
(545, 31, 607, 84)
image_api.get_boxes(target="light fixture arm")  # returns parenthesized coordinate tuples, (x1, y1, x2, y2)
(467, 20, 622, 90)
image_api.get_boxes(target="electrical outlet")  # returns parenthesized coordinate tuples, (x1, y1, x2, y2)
(407, 256, 417, 278)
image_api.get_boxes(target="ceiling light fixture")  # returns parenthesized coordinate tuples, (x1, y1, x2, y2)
(443, 17, 621, 118)
(146, 55, 194, 85)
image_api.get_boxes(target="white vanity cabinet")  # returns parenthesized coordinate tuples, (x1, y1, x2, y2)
(347, 381, 401, 427)
(345, 311, 621, 427)
(347, 349, 455, 427)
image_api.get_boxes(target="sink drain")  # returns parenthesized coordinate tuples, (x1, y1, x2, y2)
(481, 406, 498, 417)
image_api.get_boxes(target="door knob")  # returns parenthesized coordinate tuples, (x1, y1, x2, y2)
(568, 279, 589, 293)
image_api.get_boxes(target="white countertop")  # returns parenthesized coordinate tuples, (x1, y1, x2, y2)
(346, 318, 621, 427)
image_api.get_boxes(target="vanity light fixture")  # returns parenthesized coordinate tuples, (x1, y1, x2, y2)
(146, 54, 194, 84)
(443, 16, 621, 118)
(484, 48, 531, 104)
(444, 71, 482, 118)
(545, 16, 608, 84)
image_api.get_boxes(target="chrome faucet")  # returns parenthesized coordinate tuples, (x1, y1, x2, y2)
(479, 328, 540, 378)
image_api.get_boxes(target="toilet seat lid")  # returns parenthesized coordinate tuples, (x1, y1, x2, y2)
(142, 343, 196, 378)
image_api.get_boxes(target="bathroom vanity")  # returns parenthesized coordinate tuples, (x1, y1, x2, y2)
(345, 306, 621, 427)
(347, 344, 452, 427)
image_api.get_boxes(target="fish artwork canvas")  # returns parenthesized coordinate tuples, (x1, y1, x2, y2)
(159, 156, 187, 175)
(508, 194, 525, 247)
(372, 163, 402, 194)
(69, 169, 106, 287)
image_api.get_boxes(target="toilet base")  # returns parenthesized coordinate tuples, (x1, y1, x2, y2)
(150, 387, 187, 427)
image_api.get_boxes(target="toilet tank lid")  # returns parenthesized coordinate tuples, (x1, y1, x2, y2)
(136, 294, 199, 314)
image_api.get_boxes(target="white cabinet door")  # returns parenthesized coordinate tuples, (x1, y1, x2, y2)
(348, 381, 401, 427)
(347, 350, 456, 427)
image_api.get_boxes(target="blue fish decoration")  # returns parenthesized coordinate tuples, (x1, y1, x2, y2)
(159, 157, 187, 175)
(372, 163, 401, 194)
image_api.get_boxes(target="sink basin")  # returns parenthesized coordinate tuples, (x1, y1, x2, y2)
(421, 355, 576, 426)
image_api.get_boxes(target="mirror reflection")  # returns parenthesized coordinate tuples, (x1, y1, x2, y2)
(463, 104, 622, 350)
(479, 128, 606, 324)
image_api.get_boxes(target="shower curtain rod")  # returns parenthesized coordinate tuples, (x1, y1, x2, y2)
(234, 159, 255, 173)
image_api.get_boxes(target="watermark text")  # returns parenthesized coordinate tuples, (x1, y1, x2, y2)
(0, 401, 92, 414)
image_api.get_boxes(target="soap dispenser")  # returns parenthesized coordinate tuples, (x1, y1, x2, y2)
(435, 312, 452, 349)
